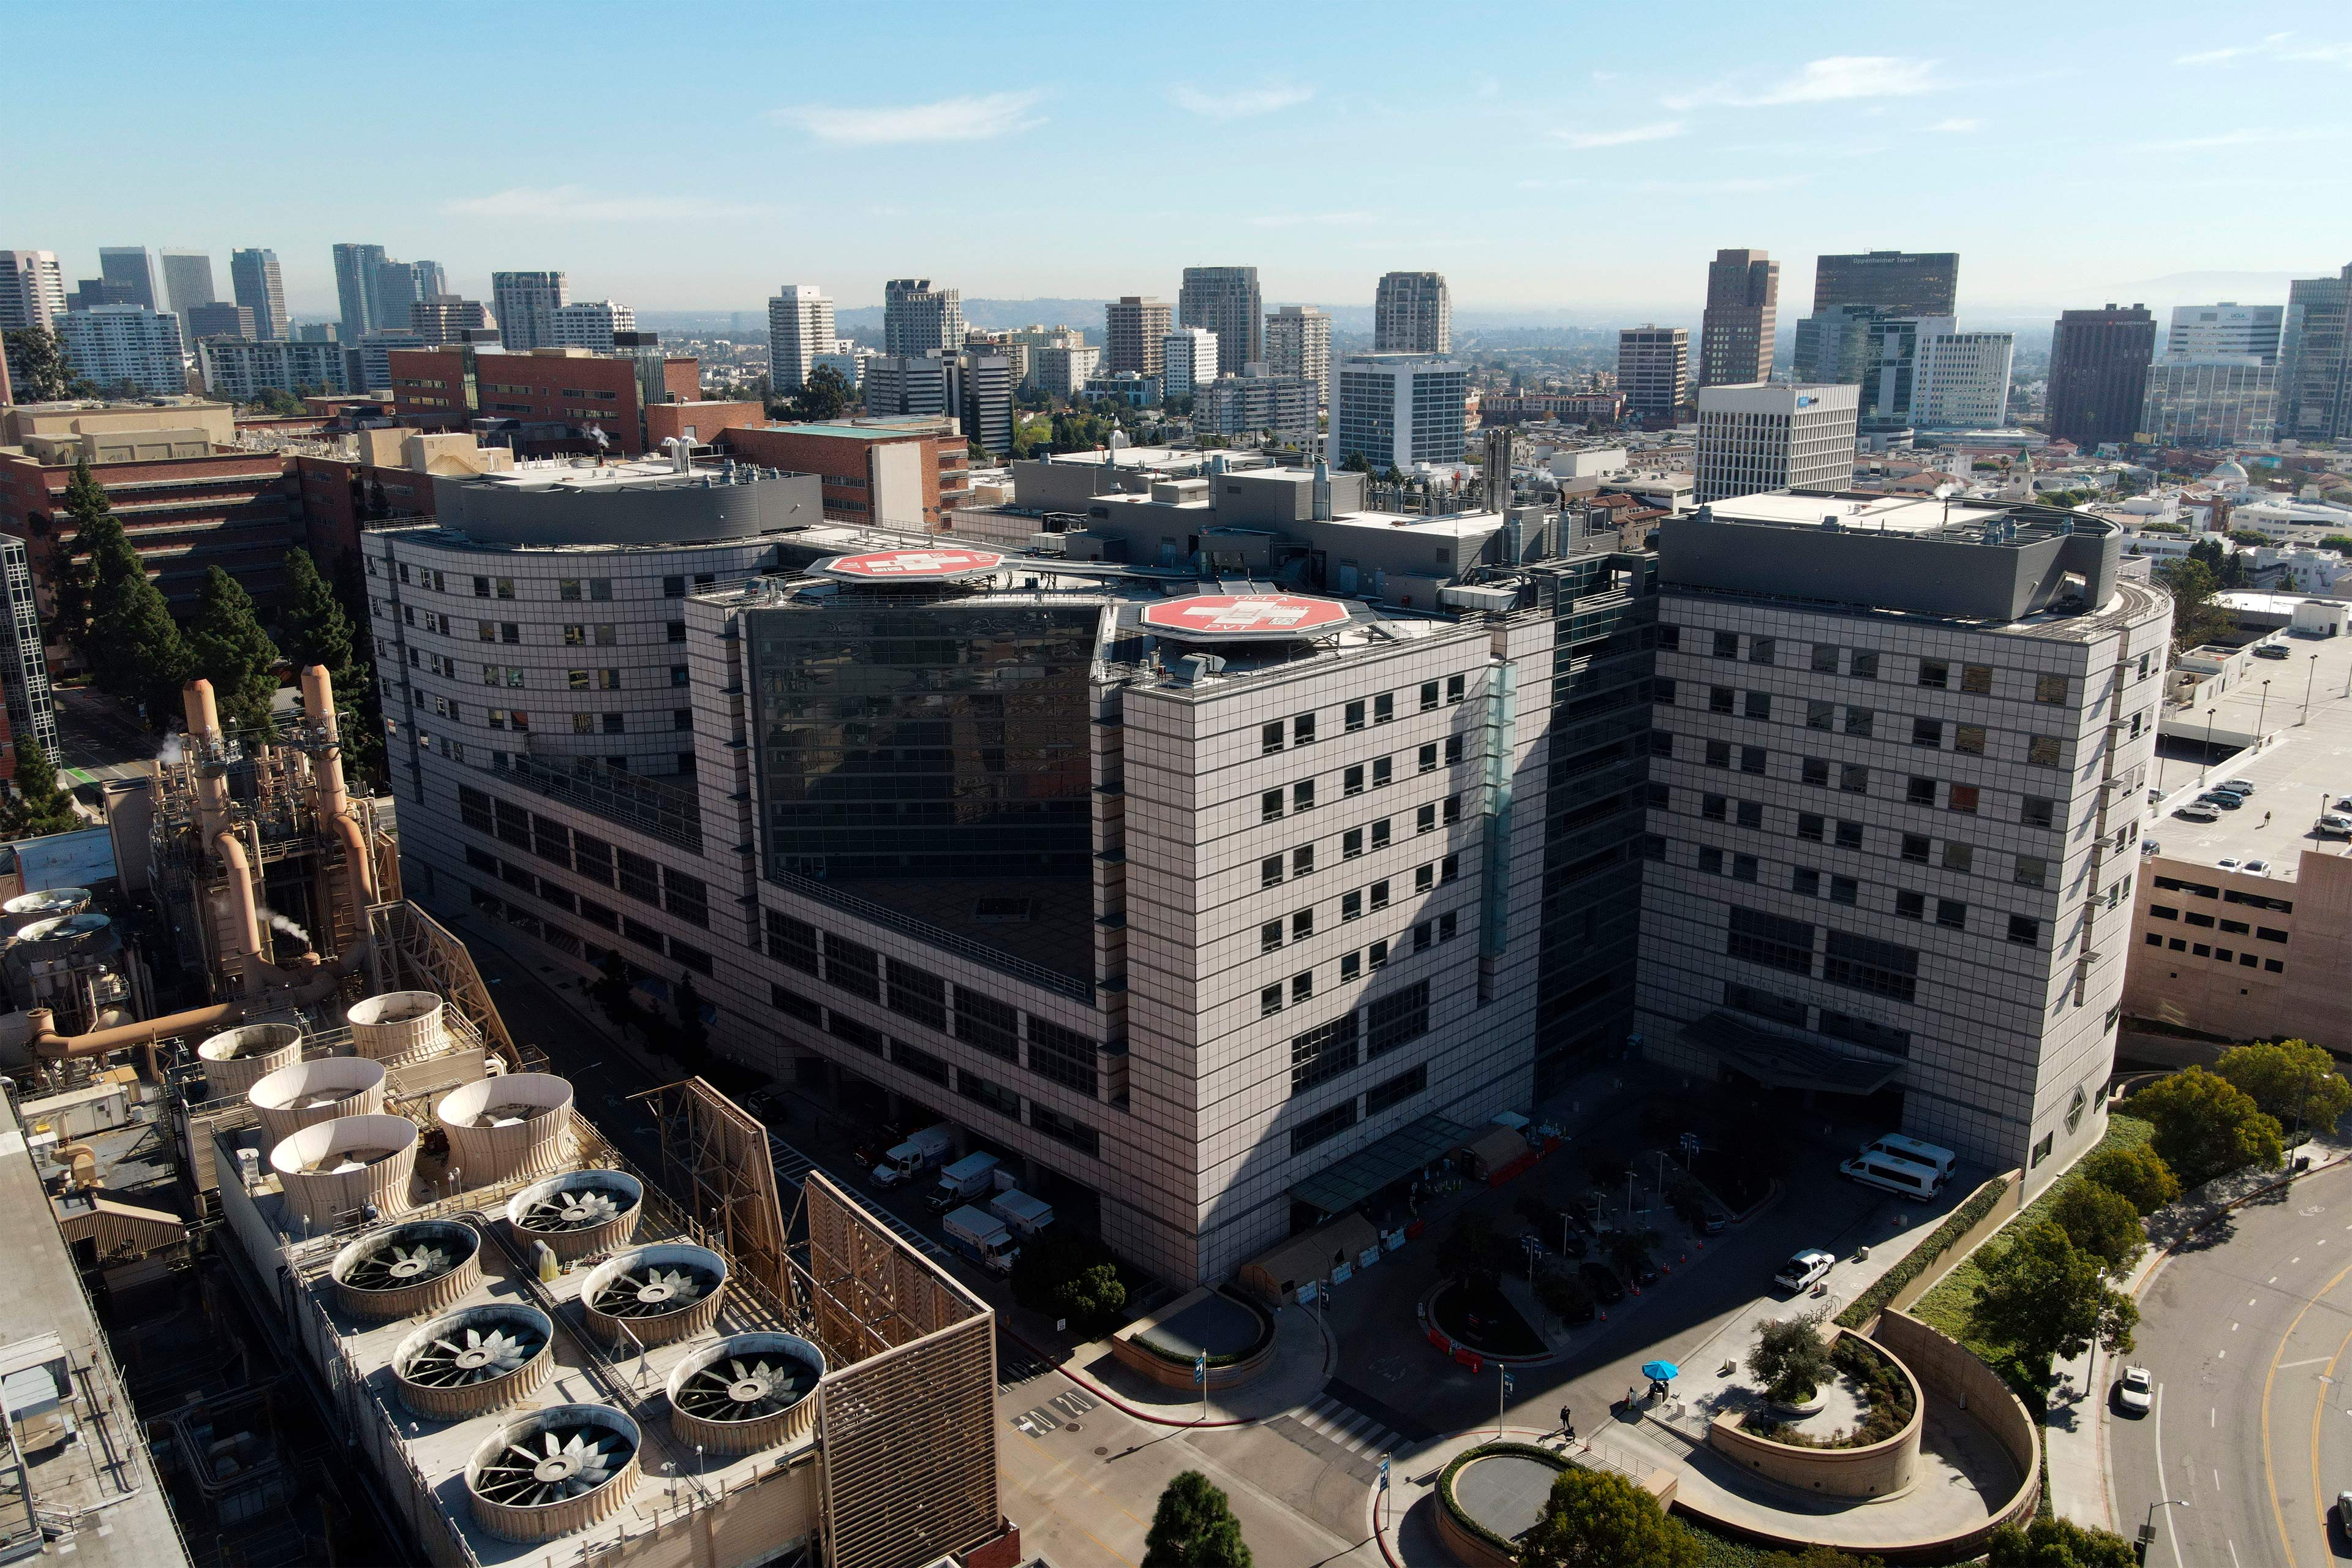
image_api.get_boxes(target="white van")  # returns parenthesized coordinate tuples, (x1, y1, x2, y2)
(1861, 1133, 1958, 1181)
(1841, 1152, 1946, 1200)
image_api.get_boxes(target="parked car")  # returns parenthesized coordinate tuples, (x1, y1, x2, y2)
(2243, 859, 2274, 876)
(2147, 787, 2165, 805)
(2176, 805, 2221, 822)
(2114, 1365, 2154, 1416)
(1578, 1260, 1626, 1305)
(2197, 793, 2244, 810)
(1773, 1248, 1836, 1294)
(2338, 1490, 2352, 1531)
(2254, 644, 2291, 660)
(2220, 778, 2256, 794)
(2219, 857, 2244, 871)
(2142, 838, 2161, 854)
(2319, 814, 2352, 837)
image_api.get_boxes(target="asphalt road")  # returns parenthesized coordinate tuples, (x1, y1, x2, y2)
(52, 684, 161, 790)
(2111, 1161, 2352, 1568)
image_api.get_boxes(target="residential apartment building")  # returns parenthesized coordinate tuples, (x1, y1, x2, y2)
(1812, 251, 1960, 317)
(959, 352, 1013, 455)
(491, 270, 570, 352)
(230, 248, 289, 341)
(1161, 328, 1219, 401)
(1912, 331, 2015, 429)
(1264, 306, 1331, 407)
(371, 451, 1620, 1283)
(1692, 383, 1858, 503)
(352, 331, 426, 394)
(198, 337, 352, 399)
(1698, 249, 1779, 388)
(372, 258, 445, 332)
(2168, 302, 2283, 360)
(1640, 491, 2169, 1182)
(332, 243, 387, 343)
(1332, 356, 1466, 469)
(53, 306, 187, 396)
(767, 284, 836, 393)
(551, 300, 635, 354)
(1105, 296, 1173, 376)
(1031, 344, 1101, 400)
(97, 247, 160, 311)
(862, 353, 957, 421)
(1373, 272, 1450, 356)
(2139, 358, 2278, 447)
(1180, 266, 1262, 373)
(883, 279, 963, 355)
(0, 251, 67, 333)
(2048, 304, 2157, 449)
(1194, 369, 1317, 450)
(184, 303, 254, 341)
(388, 345, 698, 456)
(1616, 326, 1689, 421)
(2280, 263, 2352, 444)
(159, 249, 215, 318)
(407, 294, 498, 345)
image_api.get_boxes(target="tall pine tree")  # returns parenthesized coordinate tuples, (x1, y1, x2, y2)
(47, 458, 116, 665)
(277, 546, 383, 787)
(2, 742, 81, 839)
(77, 469, 192, 726)
(187, 567, 282, 734)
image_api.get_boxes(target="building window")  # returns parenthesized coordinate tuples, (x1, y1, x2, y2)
(1291, 1101, 1358, 1157)
(1713, 631, 1740, 659)
(2035, 674, 2068, 704)
(1936, 899, 1967, 930)
(2016, 855, 2048, 889)
(2022, 796, 2059, 829)
(1294, 780, 1316, 812)
(1806, 700, 1834, 731)
(1834, 820, 1864, 851)
(1823, 929, 1918, 1003)
(1366, 979, 1430, 1056)
(954, 989, 1020, 1061)
(2027, 735, 2062, 767)
(1895, 890, 1925, 919)
(1374, 693, 1394, 723)
(1727, 905, 1814, 975)
(1262, 789, 1284, 822)
(1796, 812, 1824, 841)
(1263, 721, 1285, 755)
(1346, 700, 1366, 732)
(1420, 682, 1439, 711)
(1710, 686, 1735, 715)
(1961, 664, 1994, 695)
(1918, 659, 1949, 689)
(1907, 776, 1937, 806)
(1912, 718, 1943, 748)
(1744, 692, 1771, 722)
(1839, 764, 1869, 795)
(1844, 707, 1875, 739)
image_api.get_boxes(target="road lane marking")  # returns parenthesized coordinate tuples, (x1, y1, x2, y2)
(2156, 1382, 2184, 1568)
(2261, 1254, 2352, 1568)
(2280, 1357, 2333, 1369)
(2310, 1313, 2352, 1559)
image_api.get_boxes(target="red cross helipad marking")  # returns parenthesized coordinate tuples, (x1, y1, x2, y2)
(832, 549, 1001, 575)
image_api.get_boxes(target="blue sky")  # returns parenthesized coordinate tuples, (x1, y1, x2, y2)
(12, 1, 2349, 324)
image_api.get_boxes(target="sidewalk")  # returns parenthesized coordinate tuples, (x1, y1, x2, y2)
(1023, 1297, 1336, 1428)
(2052, 1130, 2352, 1532)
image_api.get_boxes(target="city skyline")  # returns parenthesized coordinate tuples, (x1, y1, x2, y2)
(10, 1, 2348, 320)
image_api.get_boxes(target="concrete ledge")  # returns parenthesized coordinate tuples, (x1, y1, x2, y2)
(1704, 1329, 1923, 1499)
(1107, 1286, 1276, 1392)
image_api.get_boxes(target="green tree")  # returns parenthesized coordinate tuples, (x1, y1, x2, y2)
(47, 458, 113, 665)
(1762, 1550, 1885, 1568)
(3, 326, 70, 401)
(2214, 1038, 2352, 1137)
(1009, 1234, 1127, 1329)
(2154, 555, 2233, 649)
(276, 546, 382, 785)
(2319, 534, 2352, 558)
(1534, 1265, 1592, 1323)
(1983, 1513, 2136, 1567)
(1967, 1221, 2138, 1393)
(79, 484, 192, 725)
(1517, 1464, 1700, 1568)
(2, 742, 81, 839)
(2049, 1180, 2147, 1276)
(186, 566, 282, 733)
(1746, 1316, 1834, 1404)
(1437, 1214, 1511, 1287)
(1340, 451, 1371, 473)
(1141, 1471, 1250, 1568)
(790, 364, 853, 423)
(2076, 1144, 2180, 1216)
(589, 951, 636, 1027)
(2130, 1066, 2285, 1186)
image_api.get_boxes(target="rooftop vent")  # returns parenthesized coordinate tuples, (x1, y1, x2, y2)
(665, 1332, 825, 1453)
(271, 1113, 418, 1232)
(503, 1169, 643, 1261)
(581, 1243, 728, 1349)
(197, 1022, 303, 1098)
(329, 1218, 482, 1320)
(249, 1055, 387, 1147)
(435, 1072, 574, 1185)
(393, 1303, 554, 1420)
(347, 991, 447, 1064)
(466, 1404, 641, 1543)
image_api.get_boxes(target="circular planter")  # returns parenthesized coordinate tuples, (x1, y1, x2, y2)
(1434, 1442, 1568, 1568)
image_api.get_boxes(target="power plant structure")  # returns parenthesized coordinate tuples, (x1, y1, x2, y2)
(0, 666, 1015, 1568)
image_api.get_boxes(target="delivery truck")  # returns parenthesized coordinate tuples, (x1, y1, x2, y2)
(869, 1125, 954, 1189)
(928, 1152, 1002, 1212)
(943, 1205, 1020, 1272)
(988, 1188, 1055, 1239)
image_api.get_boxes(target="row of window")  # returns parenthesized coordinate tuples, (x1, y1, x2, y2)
(1721, 980, 1913, 1057)
(386, 606, 692, 647)
(1681, 792, 2064, 891)
(1260, 914, 1462, 1014)
(2145, 933, 2288, 974)
(459, 786, 708, 925)
(466, 873, 711, 976)
(2145, 905, 2288, 943)
(467, 664, 694, 692)
(2149, 874, 2294, 916)
(1661, 624, 2147, 696)
(790, 1006, 1101, 1156)
(1670, 680, 2130, 761)
(1726, 905, 1922, 1005)
(1258, 679, 1471, 756)
(375, 557, 717, 601)
(1260, 859, 1461, 952)
(424, 690, 691, 736)
(1263, 783, 1463, 831)
(1692, 848, 2043, 944)
(1667, 731, 2071, 828)
(1290, 1057, 1430, 1156)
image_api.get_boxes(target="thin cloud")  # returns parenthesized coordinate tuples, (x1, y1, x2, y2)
(2139, 126, 2342, 151)
(1515, 178, 1588, 192)
(1929, 118, 1981, 133)
(1248, 211, 1373, 228)
(2177, 32, 2348, 66)
(1667, 55, 1939, 110)
(1555, 120, 1685, 148)
(1167, 81, 1314, 121)
(1631, 175, 1810, 196)
(770, 91, 1042, 145)
(445, 186, 764, 222)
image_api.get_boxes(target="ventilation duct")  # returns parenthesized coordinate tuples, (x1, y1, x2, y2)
(503, 1169, 643, 1261)
(248, 1055, 387, 1147)
(271, 1113, 417, 1232)
(329, 1218, 483, 1320)
(347, 992, 447, 1064)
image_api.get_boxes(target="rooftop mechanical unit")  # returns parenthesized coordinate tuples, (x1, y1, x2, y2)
(248, 1055, 387, 1146)
(465, 1403, 642, 1544)
(435, 1072, 574, 1185)
(346, 991, 447, 1064)
(581, 1243, 728, 1349)
(503, 1169, 643, 1261)
(663, 1332, 824, 1455)
(197, 1022, 303, 1098)
(270, 1112, 417, 1231)
(391, 1303, 554, 1420)
(328, 1218, 483, 1320)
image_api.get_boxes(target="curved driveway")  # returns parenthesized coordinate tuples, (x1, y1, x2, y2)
(2111, 1162, 2352, 1568)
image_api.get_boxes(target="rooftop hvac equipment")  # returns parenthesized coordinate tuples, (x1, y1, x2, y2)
(503, 1169, 643, 1261)
(330, 1218, 483, 1319)
(665, 1332, 825, 1454)
(465, 1403, 641, 1544)
(392, 1303, 554, 1420)
(435, 1073, 574, 1185)
(581, 1243, 728, 1349)
(2, 888, 90, 935)
(12, 913, 121, 963)
(248, 1055, 388, 1147)
(271, 1113, 418, 1232)
(197, 1022, 303, 1098)
(347, 991, 447, 1064)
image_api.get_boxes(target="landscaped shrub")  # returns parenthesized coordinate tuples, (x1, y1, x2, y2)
(1834, 1174, 2010, 1329)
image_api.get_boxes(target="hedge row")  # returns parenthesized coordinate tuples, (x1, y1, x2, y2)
(1834, 1173, 2012, 1330)
(1436, 1442, 1569, 1552)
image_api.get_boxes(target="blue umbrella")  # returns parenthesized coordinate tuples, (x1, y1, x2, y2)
(1641, 1360, 1679, 1381)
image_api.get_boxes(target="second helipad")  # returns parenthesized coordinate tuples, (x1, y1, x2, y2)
(815, 548, 1005, 582)
(1140, 594, 1352, 641)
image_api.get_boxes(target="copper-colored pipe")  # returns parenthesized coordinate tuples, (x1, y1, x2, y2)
(216, 831, 264, 968)
(301, 664, 377, 911)
(29, 1001, 241, 1077)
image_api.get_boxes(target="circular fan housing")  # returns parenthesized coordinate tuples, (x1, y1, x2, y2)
(466, 1403, 641, 1544)
(270, 1113, 418, 1232)
(329, 1218, 483, 1320)
(503, 1169, 643, 1261)
(198, 1022, 303, 1098)
(392, 1303, 554, 1420)
(347, 991, 447, 1065)
(665, 1332, 825, 1454)
(249, 1055, 387, 1147)
(581, 1243, 728, 1349)
(435, 1073, 575, 1186)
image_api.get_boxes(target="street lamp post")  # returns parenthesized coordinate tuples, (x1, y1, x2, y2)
(2304, 653, 2319, 725)
(2203, 707, 2217, 782)
(2258, 679, 2272, 738)
(2138, 1496, 2188, 1561)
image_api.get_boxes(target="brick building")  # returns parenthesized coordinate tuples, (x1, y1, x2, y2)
(388, 346, 698, 456)
(716, 417, 970, 529)
(646, 401, 765, 453)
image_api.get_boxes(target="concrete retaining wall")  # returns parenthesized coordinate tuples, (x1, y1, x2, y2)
(1869, 1310, 2041, 1559)
(1108, 1287, 1276, 1392)
(1703, 1330, 1921, 1499)
(1886, 1167, 2026, 1317)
